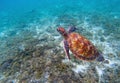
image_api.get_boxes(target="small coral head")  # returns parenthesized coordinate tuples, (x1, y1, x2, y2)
(57, 27, 67, 36)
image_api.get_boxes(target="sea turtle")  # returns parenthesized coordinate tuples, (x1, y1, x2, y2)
(57, 26, 105, 62)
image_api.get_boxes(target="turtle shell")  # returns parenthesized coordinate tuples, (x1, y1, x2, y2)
(67, 32, 99, 61)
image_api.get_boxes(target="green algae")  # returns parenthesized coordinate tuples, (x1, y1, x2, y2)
(55, 63, 69, 72)
(35, 68, 43, 79)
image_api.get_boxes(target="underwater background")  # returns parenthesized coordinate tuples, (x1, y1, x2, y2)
(0, 0, 120, 83)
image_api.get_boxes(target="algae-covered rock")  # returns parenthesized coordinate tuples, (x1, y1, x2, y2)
(0, 59, 13, 72)
(55, 63, 69, 72)
(34, 68, 43, 79)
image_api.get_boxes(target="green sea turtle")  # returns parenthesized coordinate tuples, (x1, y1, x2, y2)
(57, 26, 105, 61)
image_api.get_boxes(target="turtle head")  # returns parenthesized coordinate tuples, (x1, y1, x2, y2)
(57, 27, 68, 38)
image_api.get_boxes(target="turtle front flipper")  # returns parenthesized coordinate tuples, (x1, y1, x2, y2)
(64, 40, 70, 59)
(68, 26, 78, 33)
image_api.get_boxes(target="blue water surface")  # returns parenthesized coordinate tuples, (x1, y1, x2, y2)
(0, 0, 120, 30)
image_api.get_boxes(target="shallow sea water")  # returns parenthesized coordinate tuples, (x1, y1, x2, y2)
(0, 0, 120, 83)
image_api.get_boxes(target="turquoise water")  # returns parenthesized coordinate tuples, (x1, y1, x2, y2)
(0, 0, 120, 83)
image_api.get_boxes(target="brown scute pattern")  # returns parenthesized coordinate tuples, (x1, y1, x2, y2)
(67, 33, 99, 61)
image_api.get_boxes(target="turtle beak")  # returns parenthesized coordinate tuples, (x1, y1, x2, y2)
(57, 28, 61, 34)
(57, 28, 60, 32)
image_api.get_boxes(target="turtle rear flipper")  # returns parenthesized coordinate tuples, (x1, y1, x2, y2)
(96, 54, 105, 62)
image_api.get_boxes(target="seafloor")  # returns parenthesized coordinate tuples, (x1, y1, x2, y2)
(0, 1, 120, 83)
